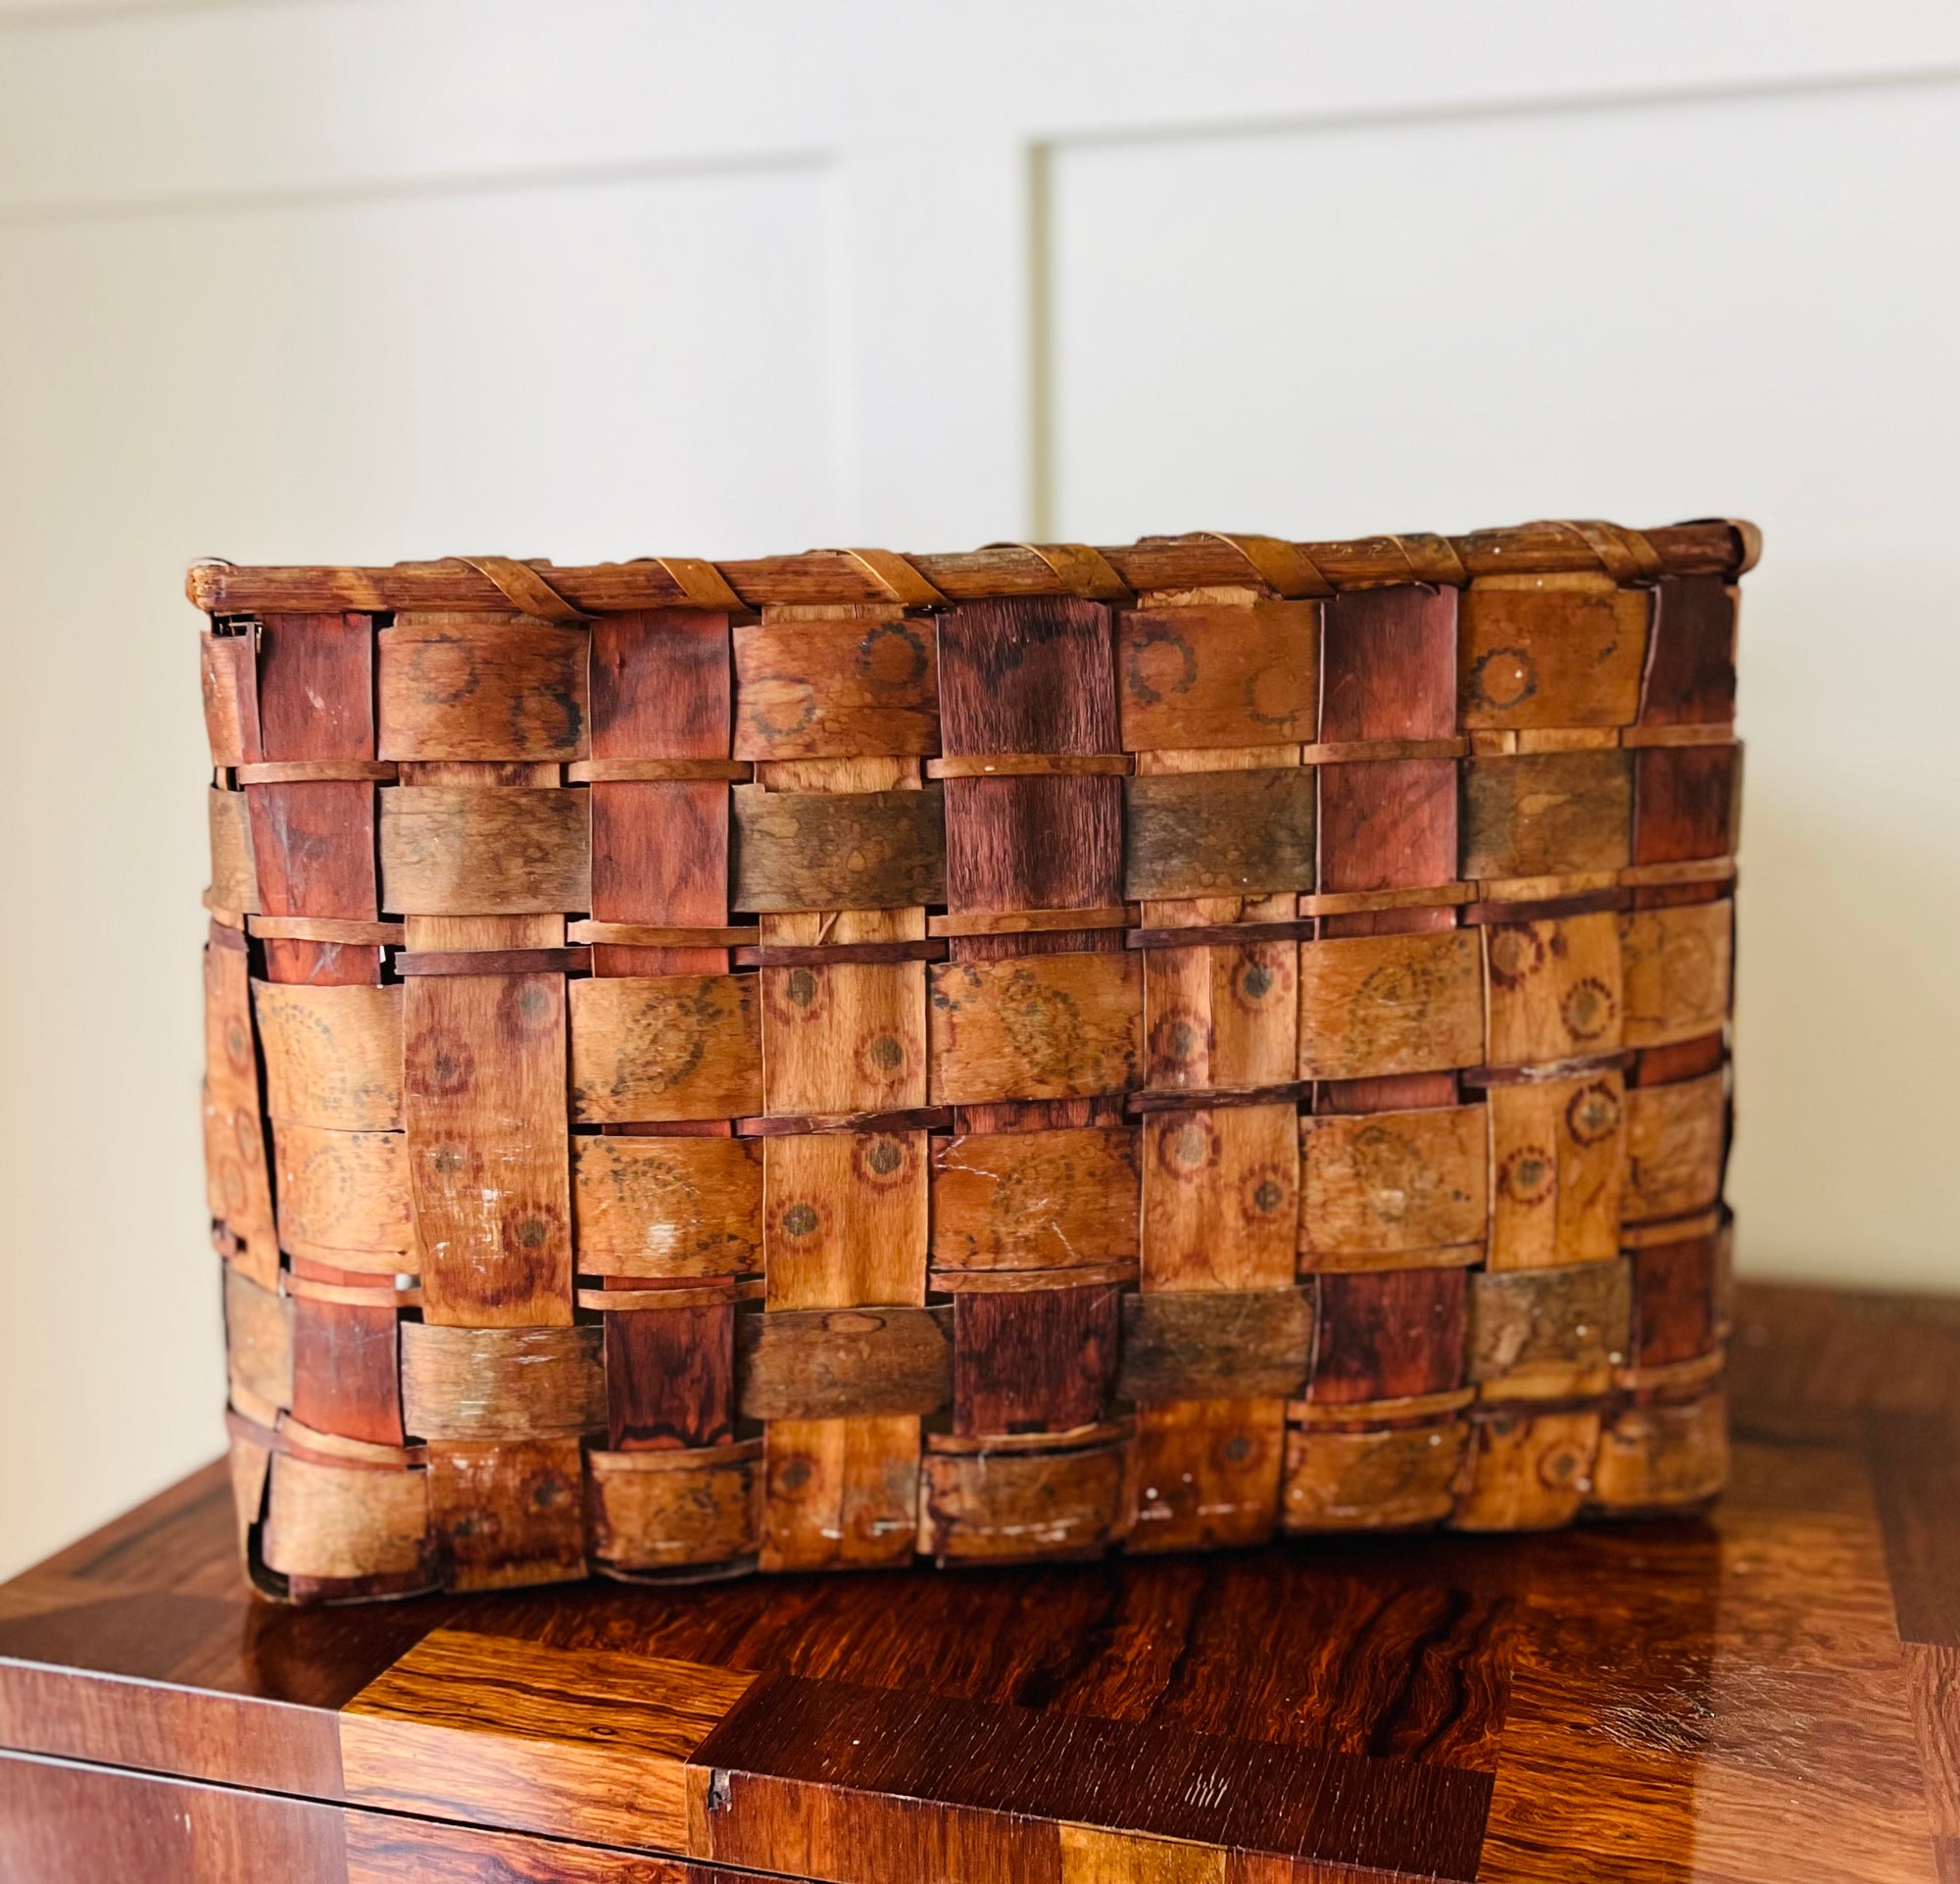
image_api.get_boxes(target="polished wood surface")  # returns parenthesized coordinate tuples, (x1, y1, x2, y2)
(1, 1279, 1954, 1882)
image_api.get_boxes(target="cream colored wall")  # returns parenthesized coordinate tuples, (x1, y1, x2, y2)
(0, 0, 1954, 1575)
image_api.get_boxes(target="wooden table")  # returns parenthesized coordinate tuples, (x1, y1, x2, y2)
(1, 1280, 1954, 1883)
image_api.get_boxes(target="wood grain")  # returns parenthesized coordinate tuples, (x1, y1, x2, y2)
(1587, 1388, 1728, 1513)
(1487, 1073, 1626, 1270)
(1117, 1289, 1313, 1403)
(427, 1438, 588, 1591)
(222, 1264, 292, 1425)
(1117, 601, 1320, 750)
(917, 1436, 1133, 1563)
(938, 596, 1117, 758)
(592, 780, 730, 930)
(31, 1272, 1960, 1884)
(760, 961, 926, 1116)
(1140, 1105, 1298, 1291)
(261, 1452, 429, 1583)
(733, 615, 941, 760)
(272, 1122, 411, 1268)
(1482, 911, 1625, 1067)
(1298, 929, 1484, 1081)
(207, 786, 262, 915)
(945, 773, 1125, 914)
(400, 1324, 606, 1442)
(343, 1629, 756, 1850)
(1452, 1410, 1600, 1531)
(604, 1303, 736, 1452)
(732, 784, 945, 913)
(379, 615, 588, 762)
(1298, 1105, 1488, 1265)
(688, 1667, 1488, 1879)
(1309, 1269, 1468, 1406)
(1466, 1261, 1633, 1399)
(1459, 752, 1633, 882)
(1639, 576, 1738, 727)
(246, 613, 383, 983)
(199, 630, 262, 767)
(1457, 575, 1648, 730)
(1623, 1069, 1727, 1224)
(929, 1126, 1140, 1270)
(1282, 1415, 1470, 1533)
(1143, 933, 1298, 1091)
(569, 975, 761, 1124)
(953, 1282, 1122, 1437)
(1620, 898, 1732, 1048)
(1317, 760, 1457, 893)
(406, 971, 573, 1327)
(760, 1414, 921, 1573)
(586, 1444, 761, 1575)
(1123, 769, 1316, 901)
(738, 1306, 953, 1421)
(203, 929, 278, 1284)
(1630, 1232, 1722, 1367)
(573, 1136, 762, 1278)
(288, 1293, 404, 1446)
(1126, 1397, 1287, 1555)
(927, 953, 1143, 1104)
(189, 522, 1758, 618)
(253, 981, 403, 1130)
(1632, 742, 1742, 864)
(1319, 585, 1458, 744)
(381, 787, 591, 916)
(761, 1130, 928, 1311)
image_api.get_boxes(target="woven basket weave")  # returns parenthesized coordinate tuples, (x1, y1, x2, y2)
(197, 519, 1748, 1601)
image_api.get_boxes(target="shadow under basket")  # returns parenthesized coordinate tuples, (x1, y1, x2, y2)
(196, 518, 1751, 1600)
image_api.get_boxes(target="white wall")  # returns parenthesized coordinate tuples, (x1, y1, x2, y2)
(1, 0, 1955, 1575)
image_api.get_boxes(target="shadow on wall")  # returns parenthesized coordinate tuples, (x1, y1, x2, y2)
(1730, 789, 1960, 1285)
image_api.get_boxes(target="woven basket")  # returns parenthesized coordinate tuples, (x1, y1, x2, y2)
(197, 519, 1747, 1601)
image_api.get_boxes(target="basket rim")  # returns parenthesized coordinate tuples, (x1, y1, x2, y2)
(185, 517, 1759, 617)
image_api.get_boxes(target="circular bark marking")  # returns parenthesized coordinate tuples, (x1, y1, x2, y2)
(765, 966, 829, 1029)
(746, 678, 817, 740)
(608, 986, 720, 1097)
(405, 632, 482, 707)
(1539, 1443, 1584, 1489)
(1222, 1434, 1253, 1465)
(509, 667, 582, 753)
(502, 1199, 564, 1261)
(1565, 1079, 1623, 1147)
(407, 1030, 476, 1099)
(499, 978, 561, 1038)
(1498, 1144, 1555, 1207)
(1149, 1007, 1210, 1073)
(1240, 1163, 1290, 1223)
(1486, 926, 1545, 990)
(855, 1133, 913, 1191)
(1468, 645, 1538, 712)
(855, 1027, 913, 1090)
(1123, 624, 1197, 707)
(1231, 944, 1293, 1015)
(779, 1201, 822, 1239)
(1559, 975, 1617, 1043)
(857, 620, 930, 688)
(1154, 1114, 1219, 1182)
(1244, 661, 1312, 731)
